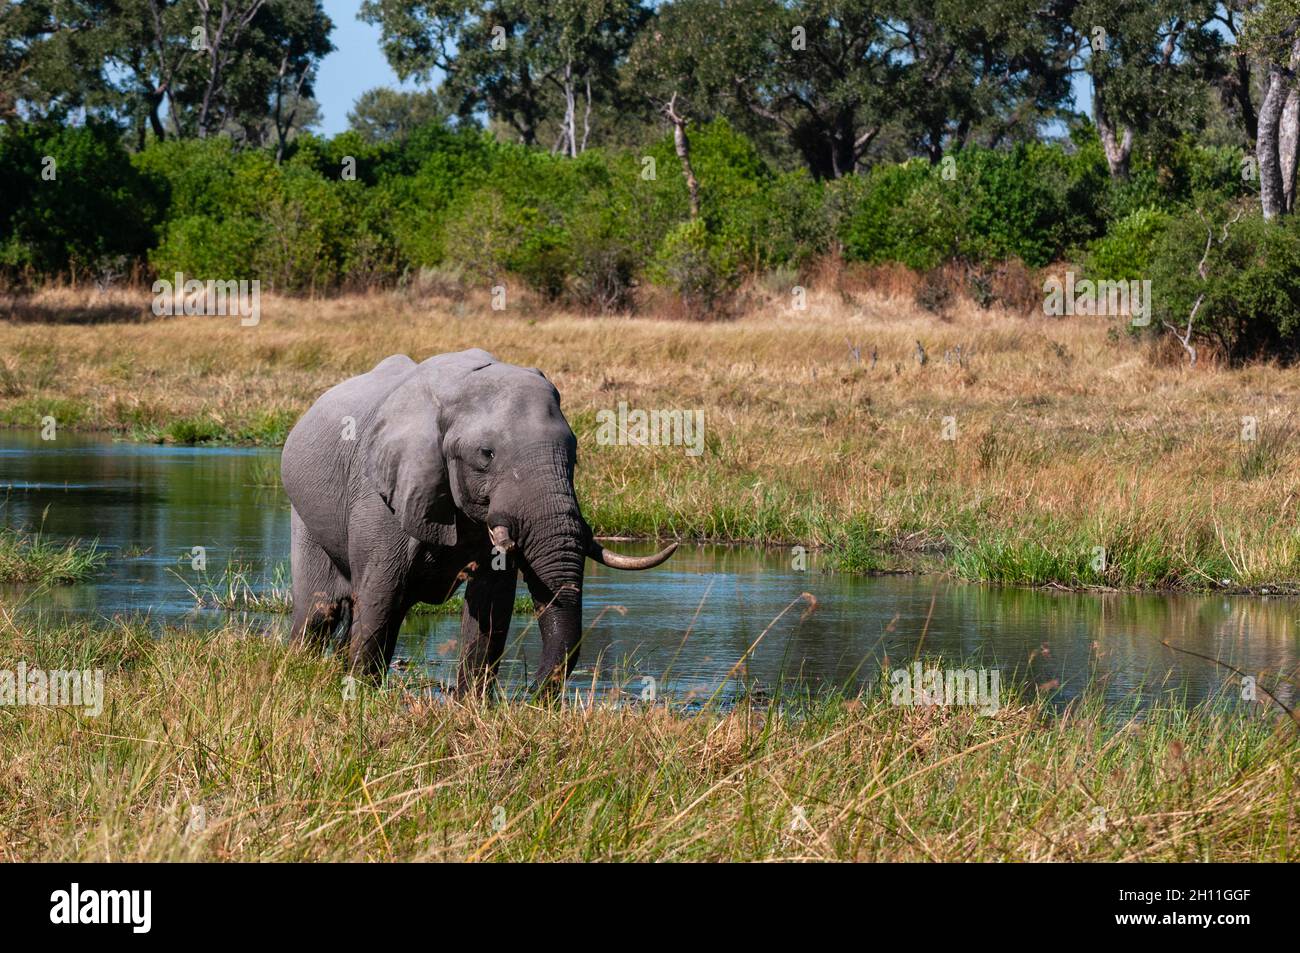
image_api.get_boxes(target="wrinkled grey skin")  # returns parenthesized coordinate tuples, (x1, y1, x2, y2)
(281, 349, 674, 695)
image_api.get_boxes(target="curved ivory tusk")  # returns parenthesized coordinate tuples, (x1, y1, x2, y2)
(586, 539, 678, 570)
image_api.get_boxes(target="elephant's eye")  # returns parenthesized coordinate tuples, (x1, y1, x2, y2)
(478, 447, 494, 463)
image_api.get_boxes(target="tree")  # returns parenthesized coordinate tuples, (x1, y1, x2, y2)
(2, 0, 332, 149)
(348, 87, 452, 142)
(630, 0, 1070, 179)
(627, 0, 897, 178)
(1211, 0, 1261, 145)
(259, 0, 333, 158)
(1243, 0, 1300, 217)
(361, 0, 648, 149)
(884, 0, 1072, 162)
(1060, 0, 1223, 180)
(0, 0, 121, 125)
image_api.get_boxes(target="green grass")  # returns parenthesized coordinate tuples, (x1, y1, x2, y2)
(0, 396, 91, 431)
(0, 616, 1293, 861)
(823, 513, 1296, 593)
(130, 410, 296, 446)
(0, 526, 105, 584)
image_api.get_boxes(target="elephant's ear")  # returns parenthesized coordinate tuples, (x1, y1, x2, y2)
(363, 373, 453, 543)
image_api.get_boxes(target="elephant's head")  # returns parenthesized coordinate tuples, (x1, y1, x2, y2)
(364, 350, 675, 688)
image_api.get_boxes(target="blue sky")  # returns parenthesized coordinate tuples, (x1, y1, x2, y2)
(314, 0, 427, 136)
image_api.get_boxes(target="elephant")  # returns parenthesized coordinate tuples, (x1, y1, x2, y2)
(280, 348, 676, 695)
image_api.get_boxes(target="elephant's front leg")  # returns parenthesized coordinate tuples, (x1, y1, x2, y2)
(456, 567, 518, 697)
(523, 570, 584, 696)
(347, 576, 408, 683)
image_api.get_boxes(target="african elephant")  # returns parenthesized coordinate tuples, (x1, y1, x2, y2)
(280, 348, 676, 694)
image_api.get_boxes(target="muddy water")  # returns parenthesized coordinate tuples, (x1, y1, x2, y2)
(3, 432, 1298, 710)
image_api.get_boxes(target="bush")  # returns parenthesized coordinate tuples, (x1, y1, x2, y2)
(678, 119, 830, 270)
(839, 144, 1105, 271)
(564, 199, 639, 312)
(1085, 206, 1172, 281)
(0, 121, 161, 281)
(957, 144, 1103, 266)
(0, 114, 1286, 348)
(839, 161, 947, 269)
(148, 148, 356, 292)
(436, 125, 784, 307)
(650, 219, 739, 318)
(1148, 205, 1300, 364)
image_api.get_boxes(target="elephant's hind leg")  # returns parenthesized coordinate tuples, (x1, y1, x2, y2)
(290, 507, 350, 652)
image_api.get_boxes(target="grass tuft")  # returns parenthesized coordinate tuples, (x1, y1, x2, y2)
(0, 527, 105, 585)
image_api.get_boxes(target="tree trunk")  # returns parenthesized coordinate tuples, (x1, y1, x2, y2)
(564, 60, 577, 158)
(1259, 63, 1291, 220)
(580, 76, 592, 153)
(1281, 82, 1300, 212)
(1094, 81, 1132, 180)
(664, 94, 699, 220)
(274, 55, 287, 163)
(148, 93, 166, 142)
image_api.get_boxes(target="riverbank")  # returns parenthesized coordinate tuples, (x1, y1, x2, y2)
(0, 617, 1292, 861)
(5, 286, 1300, 591)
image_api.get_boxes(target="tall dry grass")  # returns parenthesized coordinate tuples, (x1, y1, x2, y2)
(0, 614, 1292, 862)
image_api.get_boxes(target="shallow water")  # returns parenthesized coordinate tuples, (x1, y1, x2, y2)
(2, 431, 1298, 710)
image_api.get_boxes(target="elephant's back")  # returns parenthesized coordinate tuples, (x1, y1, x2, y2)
(282, 354, 417, 517)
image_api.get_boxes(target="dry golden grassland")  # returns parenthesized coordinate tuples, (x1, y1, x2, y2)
(2, 282, 1299, 589)
(0, 616, 1293, 862)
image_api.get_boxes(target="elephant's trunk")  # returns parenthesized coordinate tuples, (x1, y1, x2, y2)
(509, 444, 588, 692)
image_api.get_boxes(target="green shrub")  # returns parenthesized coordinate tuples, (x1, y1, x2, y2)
(839, 144, 1102, 271)
(440, 187, 531, 285)
(0, 121, 161, 280)
(133, 137, 243, 219)
(957, 144, 1102, 266)
(1148, 205, 1300, 364)
(682, 120, 829, 270)
(564, 199, 638, 312)
(839, 160, 943, 268)
(650, 219, 739, 318)
(147, 144, 376, 292)
(1085, 206, 1172, 281)
(1182, 143, 1251, 204)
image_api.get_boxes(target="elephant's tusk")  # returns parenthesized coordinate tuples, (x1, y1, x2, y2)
(586, 540, 678, 570)
(489, 525, 517, 552)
